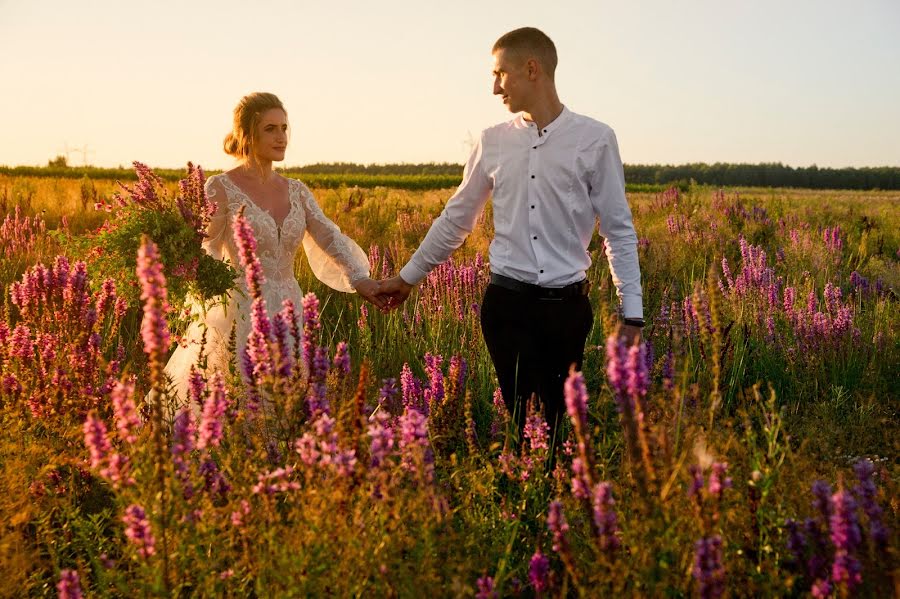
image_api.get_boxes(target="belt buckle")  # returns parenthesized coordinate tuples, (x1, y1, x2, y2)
(539, 287, 563, 302)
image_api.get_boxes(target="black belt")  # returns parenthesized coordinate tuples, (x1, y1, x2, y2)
(489, 273, 590, 300)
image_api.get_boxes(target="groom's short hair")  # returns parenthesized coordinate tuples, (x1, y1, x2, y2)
(493, 27, 558, 80)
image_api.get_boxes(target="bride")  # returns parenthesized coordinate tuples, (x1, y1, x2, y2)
(164, 92, 384, 410)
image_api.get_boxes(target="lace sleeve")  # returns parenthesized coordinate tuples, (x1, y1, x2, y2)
(297, 182, 370, 292)
(202, 176, 229, 260)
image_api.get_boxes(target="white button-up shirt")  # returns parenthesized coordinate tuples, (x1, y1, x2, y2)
(399, 106, 643, 319)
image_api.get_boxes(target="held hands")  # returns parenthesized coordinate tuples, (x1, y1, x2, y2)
(353, 276, 415, 312)
(375, 275, 414, 312)
(352, 277, 389, 311)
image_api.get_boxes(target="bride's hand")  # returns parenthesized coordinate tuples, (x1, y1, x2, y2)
(353, 277, 389, 311)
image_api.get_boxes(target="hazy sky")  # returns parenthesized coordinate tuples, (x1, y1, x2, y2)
(2, 0, 898, 169)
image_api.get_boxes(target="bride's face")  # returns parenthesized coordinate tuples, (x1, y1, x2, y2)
(252, 108, 289, 163)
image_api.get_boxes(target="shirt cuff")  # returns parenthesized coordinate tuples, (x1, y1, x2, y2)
(399, 262, 428, 286)
(622, 295, 644, 320)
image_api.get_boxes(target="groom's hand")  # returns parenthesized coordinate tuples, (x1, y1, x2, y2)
(378, 275, 414, 311)
(353, 277, 389, 311)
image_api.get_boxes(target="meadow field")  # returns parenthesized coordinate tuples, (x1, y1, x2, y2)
(0, 170, 897, 597)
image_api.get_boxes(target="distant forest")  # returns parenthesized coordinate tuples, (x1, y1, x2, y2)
(3, 161, 899, 190)
(285, 162, 900, 190)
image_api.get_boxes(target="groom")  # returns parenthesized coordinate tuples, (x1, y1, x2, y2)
(379, 27, 644, 440)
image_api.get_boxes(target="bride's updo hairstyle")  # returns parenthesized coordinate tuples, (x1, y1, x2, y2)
(223, 92, 286, 161)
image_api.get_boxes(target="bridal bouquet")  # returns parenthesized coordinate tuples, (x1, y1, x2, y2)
(61, 162, 237, 318)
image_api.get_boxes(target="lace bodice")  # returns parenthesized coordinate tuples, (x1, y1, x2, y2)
(163, 173, 369, 413)
(204, 173, 370, 294)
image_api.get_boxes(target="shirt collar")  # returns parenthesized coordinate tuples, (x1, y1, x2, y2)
(514, 105, 570, 136)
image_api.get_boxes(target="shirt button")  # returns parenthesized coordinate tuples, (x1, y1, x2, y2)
(530, 175, 535, 179)
(532, 146, 537, 149)
(531, 205, 535, 209)
(533, 236, 537, 240)
(543, 129, 547, 133)
(540, 269, 544, 273)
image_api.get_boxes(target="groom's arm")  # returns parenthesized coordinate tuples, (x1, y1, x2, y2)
(398, 134, 493, 286)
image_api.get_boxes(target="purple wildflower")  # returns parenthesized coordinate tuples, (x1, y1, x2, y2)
(804, 518, 830, 582)
(853, 458, 888, 546)
(122, 504, 156, 558)
(398, 406, 433, 480)
(400, 363, 423, 410)
(423, 353, 445, 407)
(102, 452, 134, 489)
(378, 378, 398, 410)
(172, 409, 196, 496)
(688, 464, 704, 499)
(331, 448, 358, 477)
(230, 499, 251, 528)
(811, 480, 833, 524)
(198, 373, 228, 451)
(232, 211, 265, 299)
(626, 342, 649, 408)
(783, 286, 796, 319)
(358, 303, 368, 330)
(367, 410, 395, 469)
(547, 501, 572, 564)
(56, 569, 82, 599)
(811, 579, 832, 598)
(9, 324, 33, 360)
(528, 550, 550, 593)
(187, 367, 206, 409)
(83, 411, 111, 469)
(570, 457, 591, 500)
(491, 387, 509, 438)
(829, 489, 862, 590)
(279, 299, 301, 363)
(475, 575, 497, 599)
(295, 433, 320, 466)
(692, 535, 725, 599)
(136, 237, 171, 372)
(306, 346, 330, 415)
(112, 379, 140, 444)
(301, 292, 321, 368)
(245, 298, 273, 380)
(708, 462, 732, 500)
(721, 257, 734, 290)
(592, 482, 621, 551)
(604, 334, 629, 400)
(524, 404, 550, 453)
(199, 458, 231, 497)
(784, 519, 807, 572)
(445, 354, 468, 402)
(252, 466, 300, 495)
(333, 341, 351, 376)
(563, 369, 589, 432)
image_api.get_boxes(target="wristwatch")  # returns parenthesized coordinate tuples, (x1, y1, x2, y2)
(623, 318, 646, 328)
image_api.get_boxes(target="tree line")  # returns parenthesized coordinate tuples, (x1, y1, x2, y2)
(3, 160, 898, 190)
(623, 162, 900, 190)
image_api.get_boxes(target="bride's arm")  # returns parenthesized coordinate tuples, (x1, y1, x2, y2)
(297, 181, 371, 292)
(202, 176, 229, 260)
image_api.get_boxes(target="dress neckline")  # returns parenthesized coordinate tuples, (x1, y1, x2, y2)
(220, 172, 295, 231)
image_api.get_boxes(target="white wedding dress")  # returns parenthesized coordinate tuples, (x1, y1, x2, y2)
(163, 173, 370, 409)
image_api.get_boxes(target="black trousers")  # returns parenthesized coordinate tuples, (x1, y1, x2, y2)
(480, 283, 593, 443)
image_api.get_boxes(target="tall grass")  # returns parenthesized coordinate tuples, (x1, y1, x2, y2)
(0, 175, 896, 597)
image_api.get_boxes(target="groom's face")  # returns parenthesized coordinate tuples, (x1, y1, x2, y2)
(492, 49, 530, 113)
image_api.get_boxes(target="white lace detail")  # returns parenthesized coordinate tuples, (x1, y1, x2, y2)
(162, 174, 370, 411)
(295, 180, 370, 292)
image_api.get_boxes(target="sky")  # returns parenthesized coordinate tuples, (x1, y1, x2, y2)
(1, 0, 899, 170)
